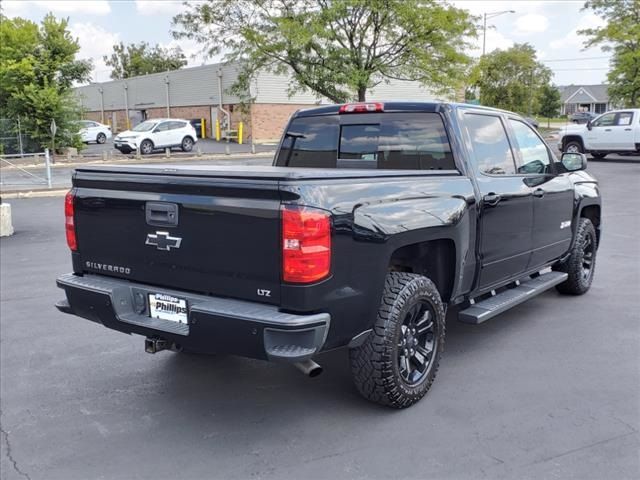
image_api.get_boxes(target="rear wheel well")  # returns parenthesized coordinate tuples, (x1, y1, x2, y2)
(580, 205, 601, 243)
(388, 239, 456, 302)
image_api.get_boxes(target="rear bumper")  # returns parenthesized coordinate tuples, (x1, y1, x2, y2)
(56, 273, 330, 362)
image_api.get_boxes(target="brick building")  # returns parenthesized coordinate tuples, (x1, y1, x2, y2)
(74, 62, 452, 143)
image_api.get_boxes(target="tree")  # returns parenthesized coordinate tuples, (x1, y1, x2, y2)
(538, 84, 561, 127)
(471, 43, 552, 114)
(104, 42, 187, 79)
(172, 0, 476, 103)
(580, 0, 640, 108)
(0, 14, 92, 151)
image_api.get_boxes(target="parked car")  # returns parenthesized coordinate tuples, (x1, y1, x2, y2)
(559, 108, 640, 158)
(568, 111, 598, 124)
(79, 120, 111, 144)
(57, 102, 601, 408)
(113, 118, 198, 154)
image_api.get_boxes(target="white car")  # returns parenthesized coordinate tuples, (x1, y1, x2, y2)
(79, 120, 112, 144)
(558, 108, 640, 158)
(114, 119, 198, 155)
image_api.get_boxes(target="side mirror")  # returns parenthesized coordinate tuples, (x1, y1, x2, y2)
(586, 120, 592, 130)
(561, 152, 587, 172)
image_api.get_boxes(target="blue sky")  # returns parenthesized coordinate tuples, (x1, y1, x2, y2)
(2, 0, 611, 87)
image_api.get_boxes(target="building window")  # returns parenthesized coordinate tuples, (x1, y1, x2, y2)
(594, 103, 607, 114)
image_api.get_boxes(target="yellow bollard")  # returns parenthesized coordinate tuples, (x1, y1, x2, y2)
(215, 119, 221, 141)
(200, 118, 206, 139)
(238, 122, 243, 145)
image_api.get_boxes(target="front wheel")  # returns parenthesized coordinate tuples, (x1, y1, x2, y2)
(553, 217, 597, 295)
(181, 136, 194, 152)
(139, 139, 154, 155)
(564, 140, 583, 154)
(349, 272, 445, 408)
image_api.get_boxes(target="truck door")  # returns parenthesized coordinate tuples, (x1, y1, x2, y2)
(585, 112, 616, 150)
(507, 118, 574, 268)
(610, 111, 636, 150)
(463, 112, 533, 290)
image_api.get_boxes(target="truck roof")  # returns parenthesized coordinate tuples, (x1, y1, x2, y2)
(293, 101, 515, 118)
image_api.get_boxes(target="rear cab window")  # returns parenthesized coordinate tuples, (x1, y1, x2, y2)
(276, 112, 456, 171)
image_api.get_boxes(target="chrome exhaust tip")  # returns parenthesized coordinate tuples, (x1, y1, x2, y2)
(294, 359, 323, 377)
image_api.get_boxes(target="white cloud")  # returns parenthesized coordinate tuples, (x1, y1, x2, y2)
(1, 0, 111, 16)
(468, 28, 515, 57)
(34, 1, 111, 15)
(135, 0, 190, 16)
(68, 22, 119, 82)
(515, 13, 549, 34)
(160, 38, 210, 67)
(549, 13, 606, 49)
(0, 0, 30, 16)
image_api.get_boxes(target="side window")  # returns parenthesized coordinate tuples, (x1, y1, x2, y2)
(616, 112, 633, 126)
(465, 114, 516, 175)
(169, 121, 186, 130)
(592, 113, 615, 127)
(154, 122, 169, 132)
(508, 119, 552, 174)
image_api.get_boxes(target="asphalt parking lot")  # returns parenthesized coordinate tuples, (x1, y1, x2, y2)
(1, 162, 639, 480)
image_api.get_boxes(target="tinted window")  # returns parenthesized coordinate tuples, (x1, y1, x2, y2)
(465, 114, 516, 175)
(169, 121, 187, 130)
(276, 113, 455, 170)
(593, 113, 615, 127)
(509, 119, 552, 174)
(277, 116, 338, 168)
(154, 122, 170, 132)
(132, 121, 158, 132)
(616, 112, 633, 126)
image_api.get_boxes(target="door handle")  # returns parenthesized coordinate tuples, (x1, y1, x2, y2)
(624, 128, 632, 131)
(604, 128, 612, 131)
(533, 188, 545, 198)
(483, 193, 502, 206)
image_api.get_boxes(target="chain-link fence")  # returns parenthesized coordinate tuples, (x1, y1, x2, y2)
(0, 118, 41, 155)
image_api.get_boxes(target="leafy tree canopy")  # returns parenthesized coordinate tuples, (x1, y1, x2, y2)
(580, 0, 640, 108)
(172, 0, 476, 102)
(0, 13, 92, 151)
(104, 42, 188, 79)
(471, 43, 552, 115)
(538, 84, 562, 127)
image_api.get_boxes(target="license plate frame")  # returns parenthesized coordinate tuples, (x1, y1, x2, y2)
(148, 293, 188, 326)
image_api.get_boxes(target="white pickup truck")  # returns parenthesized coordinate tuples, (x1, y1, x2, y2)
(558, 108, 640, 158)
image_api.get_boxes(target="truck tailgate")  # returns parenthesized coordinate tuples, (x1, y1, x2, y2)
(71, 168, 283, 304)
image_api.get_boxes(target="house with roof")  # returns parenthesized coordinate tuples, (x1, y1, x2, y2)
(558, 84, 615, 116)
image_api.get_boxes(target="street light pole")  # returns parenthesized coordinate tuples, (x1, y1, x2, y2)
(482, 10, 516, 57)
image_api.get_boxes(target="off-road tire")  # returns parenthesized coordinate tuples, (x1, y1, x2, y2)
(553, 217, 597, 295)
(349, 272, 445, 409)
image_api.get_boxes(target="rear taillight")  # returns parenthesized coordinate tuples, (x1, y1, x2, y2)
(338, 102, 384, 114)
(282, 206, 331, 283)
(65, 190, 77, 251)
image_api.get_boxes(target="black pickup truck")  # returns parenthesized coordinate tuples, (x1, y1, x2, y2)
(56, 102, 601, 408)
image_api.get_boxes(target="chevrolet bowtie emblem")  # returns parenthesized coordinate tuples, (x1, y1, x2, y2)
(145, 231, 182, 251)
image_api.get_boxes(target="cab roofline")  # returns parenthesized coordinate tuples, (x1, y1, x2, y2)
(292, 101, 520, 118)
